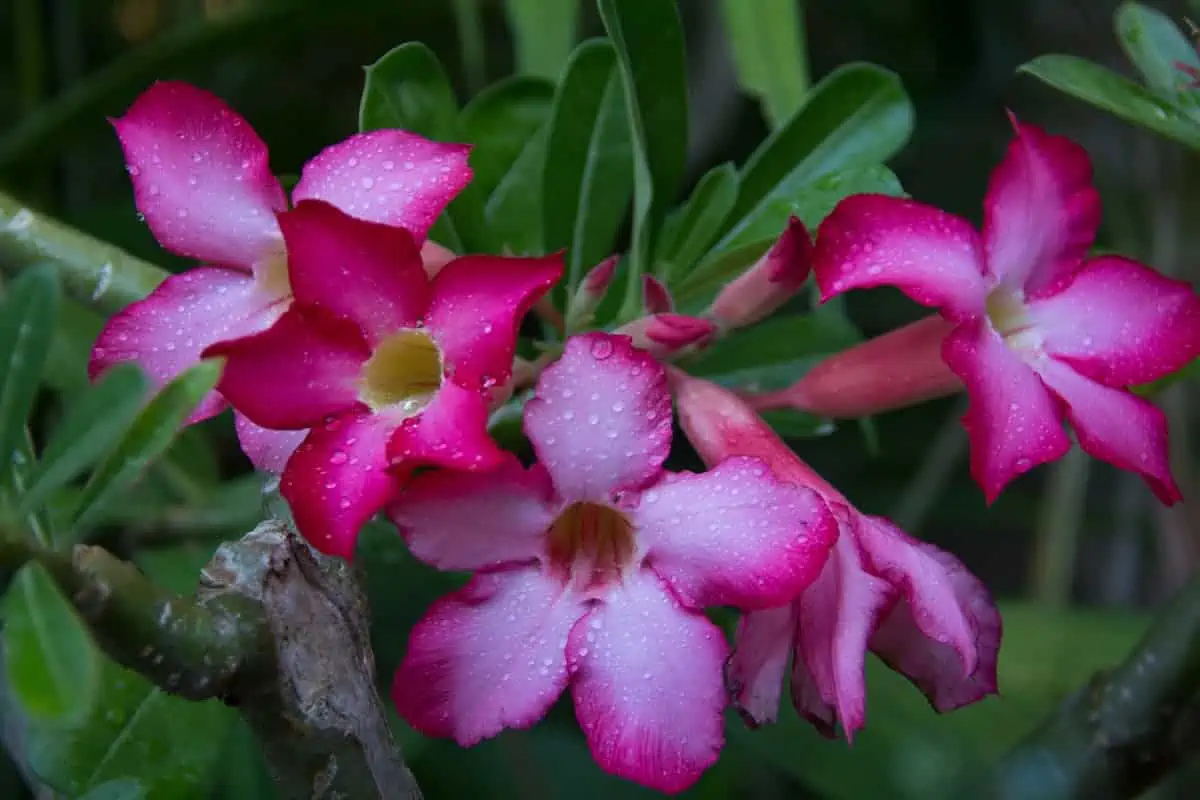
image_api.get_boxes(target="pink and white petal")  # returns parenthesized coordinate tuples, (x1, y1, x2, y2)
(855, 516, 1001, 711)
(525, 334, 672, 502)
(424, 254, 563, 390)
(791, 525, 893, 740)
(1027, 256, 1200, 387)
(280, 409, 400, 559)
(634, 457, 837, 610)
(814, 194, 988, 320)
(206, 306, 369, 429)
(982, 118, 1100, 296)
(941, 318, 1071, 503)
(393, 567, 586, 744)
(280, 201, 430, 344)
(90, 266, 284, 425)
(567, 570, 727, 794)
(292, 130, 471, 240)
(1035, 358, 1180, 504)
(112, 81, 285, 268)
(386, 380, 506, 472)
(234, 413, 307, 474)
(389, 458, 555, 572)
(727, 605, 796, 727)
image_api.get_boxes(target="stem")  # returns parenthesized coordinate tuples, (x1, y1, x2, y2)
(452, 0, 488, 96)
(1029, 447, 1089, 607)
(0, 189, 167, 311)
(889, 400, 967, 532)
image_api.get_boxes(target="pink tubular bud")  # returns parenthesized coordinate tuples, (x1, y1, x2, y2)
(642, 275, 674, 314)
(420, 239, 458, 279)
(749, 315, 962, 418)
(709, 216, 813, 330)
(566, 254, 621, 330)
(616, 313, 717, 361)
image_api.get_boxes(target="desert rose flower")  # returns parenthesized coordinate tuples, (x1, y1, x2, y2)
(673, 373, 1001, 738)
(813, 116, 1200, 503)
(389, 333, 836, 793)
(88, 80, 470, 465)
(206, 200, 561, 558)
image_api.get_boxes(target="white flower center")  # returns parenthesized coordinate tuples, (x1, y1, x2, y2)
(357, 330, 443, 414)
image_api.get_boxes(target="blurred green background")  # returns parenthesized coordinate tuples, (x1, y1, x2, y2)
(1, 0, 1198, 797)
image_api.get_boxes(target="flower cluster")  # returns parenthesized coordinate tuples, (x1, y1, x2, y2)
(90, 84, 1198, 793)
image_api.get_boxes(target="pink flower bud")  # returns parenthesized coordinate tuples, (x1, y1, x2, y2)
(709, 216, 813, 329)
(616, 314, 717, 360)
(642, 275, 674, 314)
(566, 254, 620, 329)
(749, 315, 962, 418)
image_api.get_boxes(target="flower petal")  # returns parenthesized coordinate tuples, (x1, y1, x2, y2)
(292, 130, 471, 240)
(726, 606, 795, 727)
(856, 516, 1001, 712)
(567, 570, 727, 794)
(206, 306, 369, 429)
(389, 459, 555, 571)
(112, 81, 285, 268)
(1035, 358, 1180, 504)
(386, 380, 506, 472)
(1027, 256, 1200, 387)
(234, 413, 306, 474)
(279, 200, 430, 345)
(280, 408, 400, 558)
(814, 194, 988, 320)
(941, 318, 1070, 502)
(90, 267, 284, 424)
(424, 254, 563, 391)
(982, 119, 1100, 296)
(525, 334, 672, 503)
(634, 457, 836, 609)
(392, 566, 586, 744)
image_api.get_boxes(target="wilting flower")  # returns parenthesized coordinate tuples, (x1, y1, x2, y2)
(389, 333, 836, 793)
(206, 200, 561, 558)
(814, 116, 1200, 502)
(89, 80, 470, 460)
(708, 216, 813, 330)
(673, 373, 1001, 737)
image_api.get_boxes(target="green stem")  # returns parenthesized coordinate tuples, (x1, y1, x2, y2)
(0, 189, 167, 311)
(452, 0, 488, 96)
(1030, 447, 1090, 607)
(889, 400, 967, 531)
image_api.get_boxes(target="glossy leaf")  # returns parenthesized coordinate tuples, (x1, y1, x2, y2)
(70, 360, 222, 534)
(598, 0, 689, 309)
(1020, 55, 1200, 150)
(720, 0, 809, 127)
(543, 39, 634, 290)
(657, 162, 739, 283)
(486, 125, 550, 255)
(504, 0, 579, 79)
(459, 76, 556, 198)
(19, 363, 149, 515)
(714, 63, 913, 254)
(78, 779, 145, 800)
(0, 263, 60, 467)
(1114, 2, 1200, 99)
(2, 562, 100, 723)
(359, 42, 458, 138)
(1, 428, 54, 544)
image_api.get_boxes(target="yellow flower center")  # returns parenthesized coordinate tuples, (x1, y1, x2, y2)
(986, 288, 1043, 355)
(546, 501, 636, 590)
(358, 330, 443, 414)
(253, 250, 292, 302)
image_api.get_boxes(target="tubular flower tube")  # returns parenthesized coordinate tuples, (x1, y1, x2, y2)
(614, 313, 717, 361)
(388, 334, 836, 793)
(813, 114, 1200, 503)
(205, 200, 562, 559)
(748, 315, 962, 418)
(708, 216, 814, 330)
(88, 80, 471, 466)
(673, 373, 1001, 739)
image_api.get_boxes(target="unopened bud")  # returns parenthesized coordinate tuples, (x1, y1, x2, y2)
(616, 314, 717, 361)
(643, 275, 674, 314)
(566, 255, 620, 330)
(709, 216, 812, 329)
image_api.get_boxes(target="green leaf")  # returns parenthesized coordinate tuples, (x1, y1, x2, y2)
(359, 42, 458, 138)
(78, 778, 145, 800)
(2, 562, 100, 723)
(70, 360, 222, 535)
(543, 40, 635, 290)
(720, 0, 809, 127)
(1019, 55, 1200, 150)
(714, 63, 913, 255)
(486, 125, 550, 255)
(1114, 2, 1200, 99)
(459, 76, 556, 199)
(505, 0, 579, 79)
(0, 263, 60, 466)
(597, 0, 689, 312)
(44, 298, 105, 395)
(19, 364, 149, 515)
(658, 162, 739, 283)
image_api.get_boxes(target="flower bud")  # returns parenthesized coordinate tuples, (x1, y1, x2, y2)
(709, 216, 812, 329)
(642, 275, 674, 314)
(616, 314, 717, 361)
(566, 254, 620, 330)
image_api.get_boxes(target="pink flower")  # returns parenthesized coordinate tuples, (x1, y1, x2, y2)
(709, 216, 813, 330)
(813, 116, 1200, 503)
(388, 333, 836, 793)
(673, 373, 1001, 739)
(88, 81, 471, 460)
(205, 200, 562, 559)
